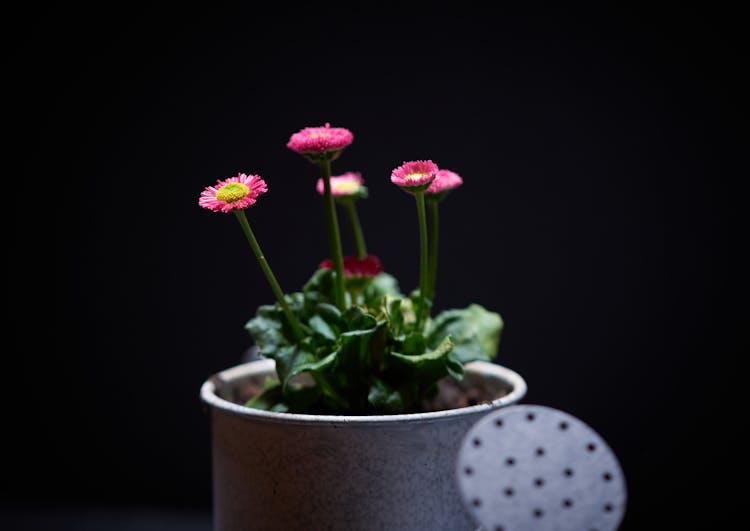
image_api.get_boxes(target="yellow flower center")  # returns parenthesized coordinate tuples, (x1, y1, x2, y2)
(404, 172, 426, 181)
(216, 182, 249, 203)
(310, 131, 330, 139)
(332, 180, 360, 195)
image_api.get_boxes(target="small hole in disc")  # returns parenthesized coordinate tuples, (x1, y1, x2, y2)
(604, 503, 614, 513)
(563, 468, 574, 477)
(472, 438, 482, 447)
(532, 508, 544, 518)
(535, 447, 545, 456)
(505, 457, 516, 466)
(603, 471, 613, 482)
(587, 442, 597, 452)
(472, 498, 482, 508)
(559, 421, 569, 431)
(534, 477, 545, 488)
(464, 466, 473, 476)
(503, 487, 514, 497)
(495, 418, 504, 427)
(526, 413, 536, 421)
(562, 498, 574, 508)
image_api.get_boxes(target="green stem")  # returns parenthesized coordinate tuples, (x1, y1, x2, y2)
(415, 191, 429, 329)
(427, 199, 439, 302)
(234, 210, 304, 341)
(319, 158, 346, 309)
(344, 200, 367, 259)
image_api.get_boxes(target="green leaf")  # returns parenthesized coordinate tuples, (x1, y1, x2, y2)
(315, 303, 342, 324)
(245, 292, 308, 355)
(363, 272, 402, 308)
(245, 304, 290, 357)
(308, 315, 337, 341)
(283, 384, 322, 413)
(309, 371, 351, 411)
(408, 288, 432, 323)
(367, 376, 409, 413)
(343, 305, 378, 331)
(426, 304, 503, 363)
(287, 350, 338, 383)
(245, 379, 322, 414)
(386, 296, 417, 336)
(401, 332, 426, 356)
(244, 378, 282, 410)
(327, 313, 386, 411)
(303, 268, 337, 310)
(444, 351, 464, 380)
(389, 334, 463, 384)
(391, 334, 454, 367)
(337, 323, 380, 378)
(265, 344, 317, 389)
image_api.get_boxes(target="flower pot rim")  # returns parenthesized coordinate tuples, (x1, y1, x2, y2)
(201, 358, 527, 426)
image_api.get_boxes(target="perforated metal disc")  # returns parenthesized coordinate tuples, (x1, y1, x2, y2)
(456, 405, 626, 531)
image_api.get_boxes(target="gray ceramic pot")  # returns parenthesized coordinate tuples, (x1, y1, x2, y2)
(201, 359, 527, 531)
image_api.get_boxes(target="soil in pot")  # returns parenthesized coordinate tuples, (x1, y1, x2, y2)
(215, 371, 510, 415)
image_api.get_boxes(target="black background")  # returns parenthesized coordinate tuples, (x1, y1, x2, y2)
(9, 5, 744, 530)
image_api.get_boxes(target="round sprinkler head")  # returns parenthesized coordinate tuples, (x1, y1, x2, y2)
(456, 405, 627, 531)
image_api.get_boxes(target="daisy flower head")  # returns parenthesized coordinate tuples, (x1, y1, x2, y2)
(425, 169, 463, 201)
(390, 160, 439, 193)
(287, 123, 354, 162)
(316, 172, 367, 199)
(199, 173, 268, 213)
(319, 255, 383, 278)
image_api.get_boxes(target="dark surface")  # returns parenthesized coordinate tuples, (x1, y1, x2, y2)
(1, 506, 210, 531)
(9, 5, 744, 530)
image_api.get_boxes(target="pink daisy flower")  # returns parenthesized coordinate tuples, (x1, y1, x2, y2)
(319, 255, 383, 277)
(316, 172, 365, 198)
(199, 173, 268, 213)
(390, 160, 439, 191)
(426, 169, 463, 195)
(287, 123, 354, 158)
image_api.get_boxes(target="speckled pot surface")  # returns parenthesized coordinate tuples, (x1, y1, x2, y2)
(201, 359, 527, 531)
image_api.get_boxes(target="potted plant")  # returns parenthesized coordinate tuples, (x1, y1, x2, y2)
(199, 123, 527, 531)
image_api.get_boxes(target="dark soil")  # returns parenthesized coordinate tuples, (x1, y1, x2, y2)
(420, 377, 504, 412)
(222, 376, 265, 406)
(221, 375, 507, 414)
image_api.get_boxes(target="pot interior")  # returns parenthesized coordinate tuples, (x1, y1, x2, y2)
(211, 359, 519, 414)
